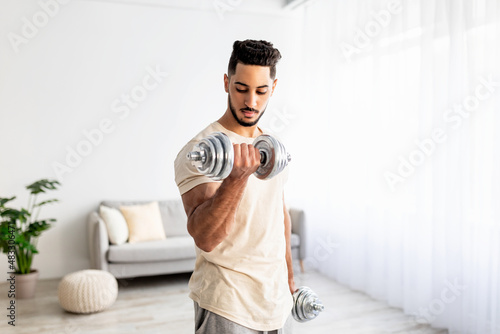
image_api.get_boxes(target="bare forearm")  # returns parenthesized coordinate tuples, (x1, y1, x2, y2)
(284, 204, 296, 294)
(286, 244, 294, 280)
(188, 177, 248, 252)
(185, 142, 260, 252)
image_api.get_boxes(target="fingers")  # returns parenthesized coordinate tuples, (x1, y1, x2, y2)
(252, 145, 261, 162)
(241, 144, 261, 169)
(233, 143, 241, 161)
(239, 143, 249, 162)
(229, 143, 261, 179)
(234, 144, 260, 166)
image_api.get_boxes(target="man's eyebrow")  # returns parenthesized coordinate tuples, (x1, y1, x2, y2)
(234, 81, 269, 89)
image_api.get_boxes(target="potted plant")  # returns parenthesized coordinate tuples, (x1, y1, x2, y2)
(0, 179, 60, 299)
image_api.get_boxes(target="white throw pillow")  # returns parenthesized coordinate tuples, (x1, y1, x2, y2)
(99, 205, 129, 245)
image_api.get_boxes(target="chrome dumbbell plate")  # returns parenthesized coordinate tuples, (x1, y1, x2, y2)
(253, 134, 291, 180)
(218, 133, 234, 179)
(187, 132, 234, 181)
(292, 286, 324, 322)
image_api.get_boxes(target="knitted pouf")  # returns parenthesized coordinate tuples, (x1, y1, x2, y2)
(58, 270, 118, 314)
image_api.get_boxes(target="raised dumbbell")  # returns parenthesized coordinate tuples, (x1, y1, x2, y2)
(187, 132, 291, 181)
(292, 286, 324, 322)
(187, 132, 234, 181)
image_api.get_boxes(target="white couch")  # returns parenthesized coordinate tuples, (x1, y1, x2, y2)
(88, 200, 306, 279)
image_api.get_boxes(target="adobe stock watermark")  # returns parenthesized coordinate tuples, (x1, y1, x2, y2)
(51, 65, 168, 182)
(213, 0, 244, 20)
(385, 75, 499, 191)
(267, 106, 297, 134)
(302, 234, 340, 270)
(7, 0, 71, 54)
(339, 0, 402, 62)
(408, 278, 467, 330)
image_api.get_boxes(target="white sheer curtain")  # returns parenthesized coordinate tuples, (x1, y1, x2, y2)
(291, 0, 500, 333)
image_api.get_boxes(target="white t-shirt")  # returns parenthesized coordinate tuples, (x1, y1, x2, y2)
(174, 121, 293, 331)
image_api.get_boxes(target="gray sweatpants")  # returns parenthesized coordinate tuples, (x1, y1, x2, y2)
(194, 302, 293, 334)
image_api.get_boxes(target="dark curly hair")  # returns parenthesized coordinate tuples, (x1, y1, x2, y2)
(227, 40, 282, 79)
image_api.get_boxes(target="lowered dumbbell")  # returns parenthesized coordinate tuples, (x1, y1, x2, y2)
(292, 286, 324, 322)
(187, 132, 291, 181)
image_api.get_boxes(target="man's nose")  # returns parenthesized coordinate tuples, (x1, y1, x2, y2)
(245, 93, 258, 109)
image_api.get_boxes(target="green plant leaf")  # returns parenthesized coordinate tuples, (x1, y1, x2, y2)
(0, 178, 60, 273)
(35, 199, 59, 207)
(0, 208, 30, 221)
(14, 234, 29, 247)
(0, 196, 16, 207)
(0, 221, 17, 252)
(25, 220, 52, 237)
(26, 179, 61, 195)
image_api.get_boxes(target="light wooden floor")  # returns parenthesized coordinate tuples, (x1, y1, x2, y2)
(0, 270, 448, 334)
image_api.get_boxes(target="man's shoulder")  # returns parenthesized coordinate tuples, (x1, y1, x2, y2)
(176, 122, 221, 154)
(174, 122, 223, 195)
(190, 122, 223, 142)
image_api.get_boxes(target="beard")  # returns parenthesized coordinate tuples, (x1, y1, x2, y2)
(229, 93, 267, 127)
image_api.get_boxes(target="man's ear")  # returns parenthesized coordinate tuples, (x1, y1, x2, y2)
(271, 78, 278, 96)
(224, 74, 229, 93)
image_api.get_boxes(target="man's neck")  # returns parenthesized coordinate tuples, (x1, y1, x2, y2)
(217, 112, 262, 138)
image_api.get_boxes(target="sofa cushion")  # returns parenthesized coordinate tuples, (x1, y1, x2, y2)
(157, 200, 189, 237)
(107, 237, 196, 263)
(99, 205, 129, 245)
(119, 202, 166, 244)
(100, 200, 189, 238)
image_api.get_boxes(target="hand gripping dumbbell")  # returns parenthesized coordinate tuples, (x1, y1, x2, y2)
(186, 132, 291, 181)
(292, 286, 325, 322)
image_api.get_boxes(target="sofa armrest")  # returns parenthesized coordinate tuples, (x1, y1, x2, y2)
(87, 211, 109, 272)
(289, 208, 306, 260)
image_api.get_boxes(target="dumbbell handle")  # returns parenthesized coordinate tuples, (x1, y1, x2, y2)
(187, 132, 290, 180)
(187, 148, 271, 163)
(259, 150, 291, 163)
(187, 151, 204, 162)
(188, 147, 291, 165)
(311, 303, 324, 312)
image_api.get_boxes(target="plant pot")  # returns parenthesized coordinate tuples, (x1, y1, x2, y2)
(15, 270, 39, 299)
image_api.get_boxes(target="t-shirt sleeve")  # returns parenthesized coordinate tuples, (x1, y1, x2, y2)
(174, 140, 221, 196)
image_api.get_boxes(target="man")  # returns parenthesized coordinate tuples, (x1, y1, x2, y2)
(174, 39, 295, 334)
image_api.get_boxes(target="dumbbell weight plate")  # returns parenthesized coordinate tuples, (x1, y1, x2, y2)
(292, 286, 324, 322)
(293, 287, 305, 321)
(188, 132, 234, 180)
(253, 135, 280, 180)
(213, 132, 234, 180)
(295, 287, 310, 322)
(306, 295, 323, 320)
(303, 292, 319, 321)
(204, 134, 224, 179)
(194, 139, 216, 175)
(276, 140, 287, 176)
(292, 288, 302, 321)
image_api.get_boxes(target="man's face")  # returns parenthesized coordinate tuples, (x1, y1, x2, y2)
(224, 63, 277, 127)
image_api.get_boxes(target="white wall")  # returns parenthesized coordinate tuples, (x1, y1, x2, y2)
(0, 0, 306, 279)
